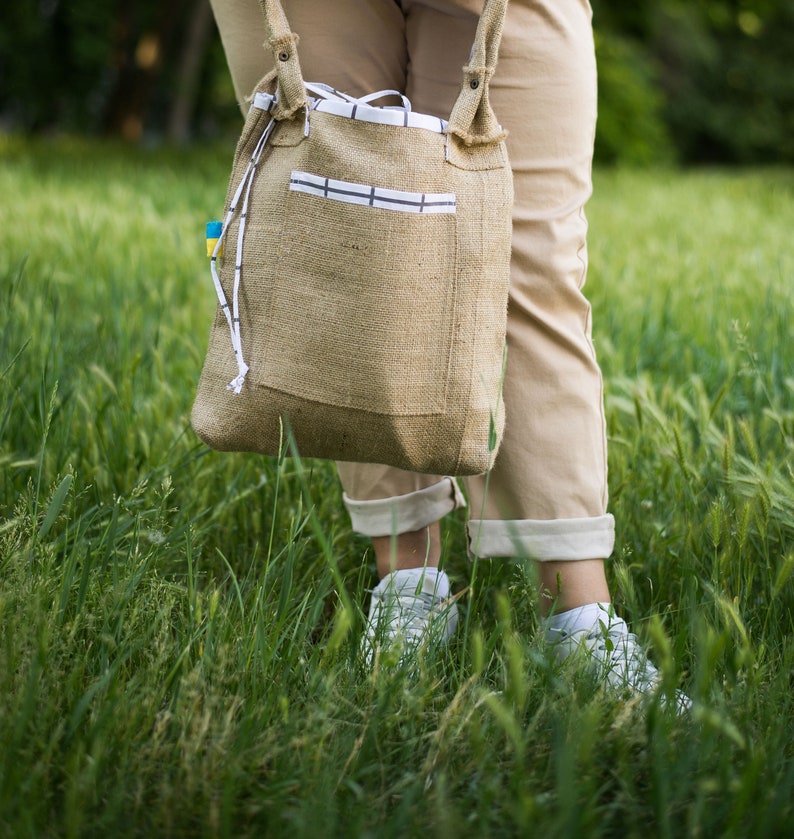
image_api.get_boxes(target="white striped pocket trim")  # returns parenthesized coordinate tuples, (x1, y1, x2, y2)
(289, 171, 456, 215)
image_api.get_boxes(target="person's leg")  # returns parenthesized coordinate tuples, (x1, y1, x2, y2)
(484, 0, 612, 615)
(467, 0, 612, 615)
(336, 466, 461, 661)
(403, 0, 611, 613)
(427, 2, 686, 705)
(337, 462, 466, 579)
(340, 466, 462, 662)
(209, 0, 447, 577)
(209, 0, 461, 655)
(209, 0, 409, 111)
(207, 0, 270, 113)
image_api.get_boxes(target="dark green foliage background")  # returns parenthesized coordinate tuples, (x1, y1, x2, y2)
(1, 0, 792, 164)
(592, 0, 794, 164)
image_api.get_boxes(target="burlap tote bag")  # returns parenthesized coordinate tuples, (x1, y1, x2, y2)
(192, 0, 513, 475)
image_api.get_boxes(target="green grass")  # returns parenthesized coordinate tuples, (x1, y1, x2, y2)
(1, 135, 793, 837)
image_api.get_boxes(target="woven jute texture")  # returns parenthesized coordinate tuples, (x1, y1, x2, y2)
(192, 0, 512, 475)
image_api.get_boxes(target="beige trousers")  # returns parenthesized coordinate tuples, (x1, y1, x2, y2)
(209, 0, 614, 561)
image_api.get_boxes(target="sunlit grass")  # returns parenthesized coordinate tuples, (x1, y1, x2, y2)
(1, 137, 793, 836)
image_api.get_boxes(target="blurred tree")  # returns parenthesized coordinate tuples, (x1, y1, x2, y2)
(167, 0, 216, 143)
(101, 0, 192, 140)
(0, 0, 117, 131)
(0, 0, 235, 142)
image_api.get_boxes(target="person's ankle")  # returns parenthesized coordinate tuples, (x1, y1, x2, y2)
(537, 559, 611, 615)
(373, 524, 441, 579)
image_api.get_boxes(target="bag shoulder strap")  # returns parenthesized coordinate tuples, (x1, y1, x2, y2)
(446, 0, 509, 146)
(257, 0, 308, 120)
(257, 0, 509, 145)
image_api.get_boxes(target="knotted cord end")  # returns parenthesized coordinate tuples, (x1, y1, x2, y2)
(227, 364, 250, 394)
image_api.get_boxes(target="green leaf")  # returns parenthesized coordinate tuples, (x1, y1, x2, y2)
(38, 474, 73, 539)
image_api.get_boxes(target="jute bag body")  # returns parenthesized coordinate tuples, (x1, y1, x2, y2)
(192, 0, 513, 475)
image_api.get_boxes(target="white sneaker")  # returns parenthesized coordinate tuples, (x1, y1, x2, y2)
(363, 568, 458, 664)
(547, 612, 691, 713)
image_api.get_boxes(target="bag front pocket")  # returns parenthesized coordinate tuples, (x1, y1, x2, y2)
(254, 176, 458, 416)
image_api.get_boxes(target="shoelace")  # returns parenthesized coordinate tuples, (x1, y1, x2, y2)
(585, 626, 655, 686)
(584, 625, 691, 711)
(549, 621, 692, 712)
(370, 589, 442, 641)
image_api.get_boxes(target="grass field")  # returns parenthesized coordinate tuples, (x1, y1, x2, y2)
(1, 135, 793, 837)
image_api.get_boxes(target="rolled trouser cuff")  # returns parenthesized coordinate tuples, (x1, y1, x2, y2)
(467, 514, 615, 561)
(343, 477, 467, 538)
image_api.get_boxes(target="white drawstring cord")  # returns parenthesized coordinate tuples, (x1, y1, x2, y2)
(305, 82, 412, 112)
(210, 114, 276, 393)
